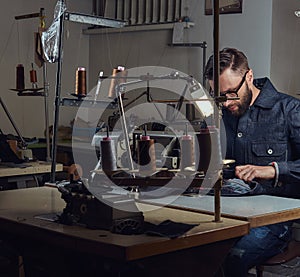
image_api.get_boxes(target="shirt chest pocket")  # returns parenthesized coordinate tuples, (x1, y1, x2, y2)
(251, 142, 287, 165)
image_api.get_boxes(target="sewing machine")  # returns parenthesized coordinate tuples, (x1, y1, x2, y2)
(54, 67, 223, 234)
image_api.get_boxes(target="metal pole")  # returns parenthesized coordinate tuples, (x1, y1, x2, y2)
(116, 87, 135, 175)
(39, 8, 51, 162)
(43, 62, 51, 162)
(202, 41, 207, 86)
(213, 0, 222, 223)
(50, 1, 65, 183)
(213, 0, 220, 116)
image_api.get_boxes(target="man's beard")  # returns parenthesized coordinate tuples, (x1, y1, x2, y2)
(229, 84, 252, 117)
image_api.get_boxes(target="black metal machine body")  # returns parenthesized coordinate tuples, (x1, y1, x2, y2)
(58, 180, 144, 234)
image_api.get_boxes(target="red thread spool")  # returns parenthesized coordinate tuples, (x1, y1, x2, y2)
(16, 64, 25, 90)
(138, 135, 156, 175)
(30, 69, 37, 83)
(75, 67, 87, 96)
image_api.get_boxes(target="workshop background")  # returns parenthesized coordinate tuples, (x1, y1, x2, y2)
(0, 0, 299, 140)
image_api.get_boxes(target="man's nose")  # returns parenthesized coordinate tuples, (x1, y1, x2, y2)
(223, 99, 232, 107)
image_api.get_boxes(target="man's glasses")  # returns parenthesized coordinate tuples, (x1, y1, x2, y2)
(220, 70, 249, 98)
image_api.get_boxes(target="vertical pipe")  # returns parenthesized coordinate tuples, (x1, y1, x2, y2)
(213, 0, 222, 223)
(178, 0, 182, 19)
(213, 0, 220, 113)
(115, 0, 118, 19)
(39, 8, 51, 162)
(202, 41, 207, 86)
(92, 0, 97, 15)
(100, 0, 107, 16)
(43, 62, 51, 162)
(50, 0, 65, 183)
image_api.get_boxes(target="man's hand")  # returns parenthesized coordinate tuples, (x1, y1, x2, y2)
(235, 164, 275, 182)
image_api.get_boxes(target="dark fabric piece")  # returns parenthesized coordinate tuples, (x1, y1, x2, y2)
(0, 135, 24, 164)
(208, 178, 266, 196)
(144, 220, 197, 239)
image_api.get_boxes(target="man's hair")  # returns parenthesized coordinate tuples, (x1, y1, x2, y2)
(204, 48, 250, 80)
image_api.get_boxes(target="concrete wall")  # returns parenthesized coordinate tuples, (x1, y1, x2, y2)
(1, 0, 299, 138)
(0, 0, 91, 137)
(271, 0, 300, 95)
(87, 0, 276, 127)
(89, 0, 274, 87)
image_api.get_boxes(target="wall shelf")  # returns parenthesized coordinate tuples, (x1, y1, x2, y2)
(84, 23, 172, 34)
(83, 22, 194, 35)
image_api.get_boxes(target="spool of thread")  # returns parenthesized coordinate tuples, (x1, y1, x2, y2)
(30, 69, 37, 83)
(138, 135, 156, 175)
(195, 128, 211, 173)
(209, 126, 223, 171)
(108, 66, 127, 98)
(30, 63, 38, 88)
(195, 126, 222, 174)
(186, 103, 196, 121)
(180, 135, 194, 170)
(16, 64, 25, 90)
(100, 137, 117, 175)
(75, 67, 87, 96)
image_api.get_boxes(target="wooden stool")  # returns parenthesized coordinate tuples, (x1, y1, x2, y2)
(256, 240, 300, 276)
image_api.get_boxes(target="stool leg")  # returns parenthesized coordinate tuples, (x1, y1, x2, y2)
(256, 265, 264, 277)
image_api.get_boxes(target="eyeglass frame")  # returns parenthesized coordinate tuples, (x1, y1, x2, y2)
(209, 70, 249, 98)
(220, 70, 249, 98)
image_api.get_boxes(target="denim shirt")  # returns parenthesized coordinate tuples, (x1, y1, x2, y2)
(222, 77, 300, 198)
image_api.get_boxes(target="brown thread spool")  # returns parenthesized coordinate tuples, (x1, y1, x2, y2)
(16, 64, 25, 90)
(137, 136, 156, 175)
(100, 137, 117, 175)
(108, 66, 127, 98)
(75, 67, 87, 96)
(180, 135, 194, 170)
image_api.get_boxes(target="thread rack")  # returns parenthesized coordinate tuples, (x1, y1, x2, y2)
(48, 1, 126, 183)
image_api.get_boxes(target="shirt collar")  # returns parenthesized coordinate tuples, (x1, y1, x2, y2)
(253, 77, 279, 108)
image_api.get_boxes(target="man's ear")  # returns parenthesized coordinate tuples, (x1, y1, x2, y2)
(247, 69, 254, 83)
